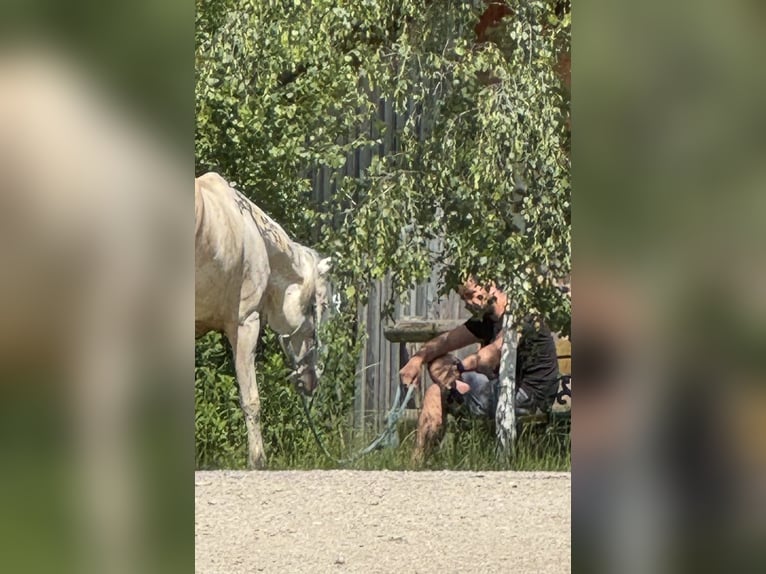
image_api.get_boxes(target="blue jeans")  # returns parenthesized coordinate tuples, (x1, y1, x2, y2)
(449, 371, 536, 419)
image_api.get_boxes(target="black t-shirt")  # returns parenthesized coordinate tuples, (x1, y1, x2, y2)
(463, 314, 503, 347)
(463, 313, 560, 407)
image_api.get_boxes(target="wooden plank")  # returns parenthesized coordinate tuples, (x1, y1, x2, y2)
(322, 164, 331, 204)
(383, 319, 466, 342)
(407, 284, 416, 316)
(555, 336, 571, 375)
(385, 277, 397, 415)
(379, 276, 389, 423)
(366, 280, 380, 430)
(416, 282, 427, 318)
(383, 98, 393, 156)
(354, 299, 368, 430)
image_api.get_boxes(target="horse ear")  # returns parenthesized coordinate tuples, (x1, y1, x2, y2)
(317, 257, 332, 275)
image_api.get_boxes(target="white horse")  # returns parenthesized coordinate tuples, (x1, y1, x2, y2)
(195, 172, 332, 469)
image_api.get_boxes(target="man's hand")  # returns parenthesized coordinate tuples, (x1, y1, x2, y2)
(399, 356, 424, 386)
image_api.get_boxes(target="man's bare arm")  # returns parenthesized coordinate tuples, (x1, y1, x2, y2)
(459, 331, 511, 374)
(399, 325, 479, 386)
(412, 325, 479, 363)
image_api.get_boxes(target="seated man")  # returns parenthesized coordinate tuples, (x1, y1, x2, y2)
(399, 277, 560, 461)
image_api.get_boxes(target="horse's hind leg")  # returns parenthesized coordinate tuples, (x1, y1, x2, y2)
(229, 312, 266, 469)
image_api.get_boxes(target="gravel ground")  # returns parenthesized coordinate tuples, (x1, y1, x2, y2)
(196, 470, 570, 574)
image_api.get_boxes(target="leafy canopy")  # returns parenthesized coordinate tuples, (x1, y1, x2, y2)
(196, 0, 570, 329)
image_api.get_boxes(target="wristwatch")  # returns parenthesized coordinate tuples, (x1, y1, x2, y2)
(456, 360, 466, 374)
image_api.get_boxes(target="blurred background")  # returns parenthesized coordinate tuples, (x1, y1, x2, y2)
(0, 1, 192, 574)
(575, 0, 765, 572)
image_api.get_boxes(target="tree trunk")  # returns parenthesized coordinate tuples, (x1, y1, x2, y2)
(495, 312, 517, 460)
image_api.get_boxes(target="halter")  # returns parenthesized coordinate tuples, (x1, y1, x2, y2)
(277, 300, 319, 390)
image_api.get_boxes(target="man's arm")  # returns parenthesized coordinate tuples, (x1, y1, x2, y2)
(413, 325, 478, 363)
(399, 325, 479, 385)
(459, 331, 513, 374)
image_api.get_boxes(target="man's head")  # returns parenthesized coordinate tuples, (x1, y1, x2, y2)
(456, 276, 506, 319)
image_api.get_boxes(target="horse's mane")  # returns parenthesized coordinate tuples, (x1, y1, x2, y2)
(233, 188, 322, 304)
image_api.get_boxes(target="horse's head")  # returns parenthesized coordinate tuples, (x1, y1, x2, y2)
(279, 256, 333, 395)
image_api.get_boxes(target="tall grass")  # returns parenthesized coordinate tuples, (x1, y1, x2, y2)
(195, 325, 570, 472)
(315, 415, 571, 472)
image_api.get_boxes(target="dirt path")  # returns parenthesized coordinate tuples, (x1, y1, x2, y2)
(196, 470, 570, 574)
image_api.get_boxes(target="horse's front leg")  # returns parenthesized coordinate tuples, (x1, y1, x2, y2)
(229, 312, 266, 469)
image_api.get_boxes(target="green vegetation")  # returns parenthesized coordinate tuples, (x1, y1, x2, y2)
(195, 326, 570, 470)
(195, 0, 570, 470)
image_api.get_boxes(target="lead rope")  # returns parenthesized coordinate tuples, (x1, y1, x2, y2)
(300, 382, 416, 466)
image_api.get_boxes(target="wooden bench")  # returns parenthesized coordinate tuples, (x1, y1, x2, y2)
(383, 317, 572, 426)
(383, 319, 468, 343)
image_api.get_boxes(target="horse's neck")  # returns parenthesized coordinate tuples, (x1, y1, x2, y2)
(263, 240, 308, 288)
(261, 244, 314, 335)
(241, 194, 315, 332)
